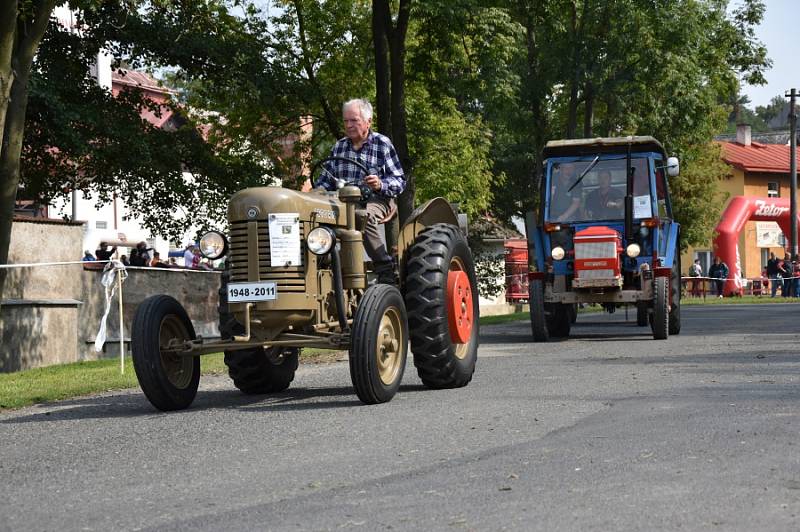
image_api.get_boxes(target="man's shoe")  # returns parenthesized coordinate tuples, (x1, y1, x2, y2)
(373, 260, 398, 286)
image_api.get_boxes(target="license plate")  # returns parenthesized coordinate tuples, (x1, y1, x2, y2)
(227, 281, 277, 303)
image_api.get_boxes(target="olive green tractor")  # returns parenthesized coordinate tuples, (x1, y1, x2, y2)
(131, 157, 479, 411)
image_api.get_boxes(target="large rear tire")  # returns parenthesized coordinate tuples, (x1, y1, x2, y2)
(132, 295, 200, 411)
(403, 224, 478, 388)
(350, 284, 408, 404)
(224, 347, 299, 394)
(652, 277, 669, 340)
(636, 302, 648, 326)
(529, 279, 549, 342)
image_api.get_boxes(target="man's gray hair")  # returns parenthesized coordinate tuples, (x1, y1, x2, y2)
(343, 98, 373, 122)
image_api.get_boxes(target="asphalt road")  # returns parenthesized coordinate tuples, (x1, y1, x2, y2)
(1, 303, 799, 532)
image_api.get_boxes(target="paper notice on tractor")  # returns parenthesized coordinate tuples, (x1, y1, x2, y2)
(269, 213, 301, 266)
(633, 195, 652, 219)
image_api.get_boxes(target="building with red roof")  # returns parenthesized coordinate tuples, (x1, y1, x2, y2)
(682, 124, 800, 286)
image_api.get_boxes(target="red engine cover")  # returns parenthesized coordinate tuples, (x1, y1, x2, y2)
(573, 226, 622, 280)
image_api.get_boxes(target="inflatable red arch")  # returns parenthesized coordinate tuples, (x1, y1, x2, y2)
(712, 196, 800, 295)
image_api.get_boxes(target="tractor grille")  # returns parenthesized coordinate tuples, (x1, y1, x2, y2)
(228, 220, 306, 292)
(575, 241, 616, 259)
(577, 269, 615, 279)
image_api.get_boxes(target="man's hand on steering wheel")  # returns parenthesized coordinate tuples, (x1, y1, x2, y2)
(310, 156, 378, 200)
(364, 174, 382, 192)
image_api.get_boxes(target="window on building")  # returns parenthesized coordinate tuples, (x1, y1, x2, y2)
(95, 221, 107, 229)
(768, 182, 780, 197)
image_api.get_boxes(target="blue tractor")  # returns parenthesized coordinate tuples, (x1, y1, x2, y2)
(527, 136, 681, 341)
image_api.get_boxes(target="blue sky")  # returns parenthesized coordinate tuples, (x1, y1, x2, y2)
(741, 0, 797, 108)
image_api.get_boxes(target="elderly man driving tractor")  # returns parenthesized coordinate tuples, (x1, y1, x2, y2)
(305, 98, 405, 284)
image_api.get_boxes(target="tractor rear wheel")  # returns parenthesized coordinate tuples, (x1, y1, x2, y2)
(404, 224, 478, 388)
(224, 347, 299, 394)
(651, 276, 669, 340)
(350, 284, 408, 404)
(132, 295, 200, 411)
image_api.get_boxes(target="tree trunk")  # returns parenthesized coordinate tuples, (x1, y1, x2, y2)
(389, 0, 413, 224)
(565, 1, 580, 139)
(583, 80, 594, 138)
(0, 0, 57, 307)
(0, 0, 16, 152)
(372, 0, 391, 136)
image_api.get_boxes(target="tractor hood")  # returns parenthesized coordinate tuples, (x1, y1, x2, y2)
(228, 187, 346, 225)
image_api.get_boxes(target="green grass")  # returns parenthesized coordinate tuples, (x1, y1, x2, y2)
(681, 294, 800, 305)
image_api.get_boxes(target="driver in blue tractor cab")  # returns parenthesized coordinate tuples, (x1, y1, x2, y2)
(308, 98, 405, 284)
(549, 163, 582, 222)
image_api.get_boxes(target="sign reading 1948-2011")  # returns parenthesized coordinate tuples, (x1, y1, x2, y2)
(227, 281, 278, 303)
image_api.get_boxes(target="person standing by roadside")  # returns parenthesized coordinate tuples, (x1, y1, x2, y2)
(766, 252, 781, 297)
(781, 253, 793, 298)
(793, 255, 800, 298)
(183, 245, 195, 268)
(708, 256, 728, 298)
(82, 250, 96, 261)
(95, 242, 116, 261)
(688, 258, 703, 297)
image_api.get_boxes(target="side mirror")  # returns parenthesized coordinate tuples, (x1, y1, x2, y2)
(666, 156, 680, 177)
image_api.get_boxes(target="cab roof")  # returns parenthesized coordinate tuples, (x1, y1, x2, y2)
(543, 136, 667, 159)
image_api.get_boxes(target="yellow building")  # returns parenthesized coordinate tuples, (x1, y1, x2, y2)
(682, 125, 800, 282)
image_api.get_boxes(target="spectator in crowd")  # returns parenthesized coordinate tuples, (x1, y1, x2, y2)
(150, 251, 170, 268)
(708, 255, 728, 298)
(781, 253, 793, 298)
(82, 250, 96, 261)
(168, 257, 178, 267)
(191, 247, 201, 269)
(760, 267, 769, 296)
(95, 242, 117, 261)
(766, 252, 781, 297)
(688, 258, 702, 297)
(199, 258, 214, 271)
(183, 245, 196, 268)
(129, 241, 151, 267)
(793, 255, 800, 298)
(120, 254, 130, 266)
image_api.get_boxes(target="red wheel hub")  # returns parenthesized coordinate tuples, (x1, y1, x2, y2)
(447, 270, 473, 344)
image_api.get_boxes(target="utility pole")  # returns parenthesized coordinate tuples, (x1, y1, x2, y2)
(788, 89, 798, 257)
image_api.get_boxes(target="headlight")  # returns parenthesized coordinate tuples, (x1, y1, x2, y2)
(626, 243, 641, 258)
(551, 246, 565, 261)
(199, 231, 228, 259)
(307, 226, 336, 255)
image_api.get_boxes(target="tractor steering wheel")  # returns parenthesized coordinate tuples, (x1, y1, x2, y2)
(310, 156, 373, 200)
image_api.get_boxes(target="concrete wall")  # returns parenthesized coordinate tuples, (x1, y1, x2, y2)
(1, 219, 220, 372)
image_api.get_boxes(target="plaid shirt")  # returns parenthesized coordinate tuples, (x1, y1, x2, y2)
(315, 131, 405, 198)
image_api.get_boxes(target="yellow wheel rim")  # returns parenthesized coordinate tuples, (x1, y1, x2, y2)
(376, 306, 404, 385)
(159, 315, 193, 389)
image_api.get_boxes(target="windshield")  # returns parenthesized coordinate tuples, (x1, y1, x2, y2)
(547, 158, 651, 223)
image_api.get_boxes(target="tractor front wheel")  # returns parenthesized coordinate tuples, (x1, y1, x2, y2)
(651, 277, 669, 340)
(529, 279, 549, 342)
(349, 284, 409, 404)
(132, 295, 200, 411)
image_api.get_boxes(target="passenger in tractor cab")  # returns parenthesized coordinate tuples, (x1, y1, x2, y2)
(550, 163, 582, 222)
(585, 170, 624, 220)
